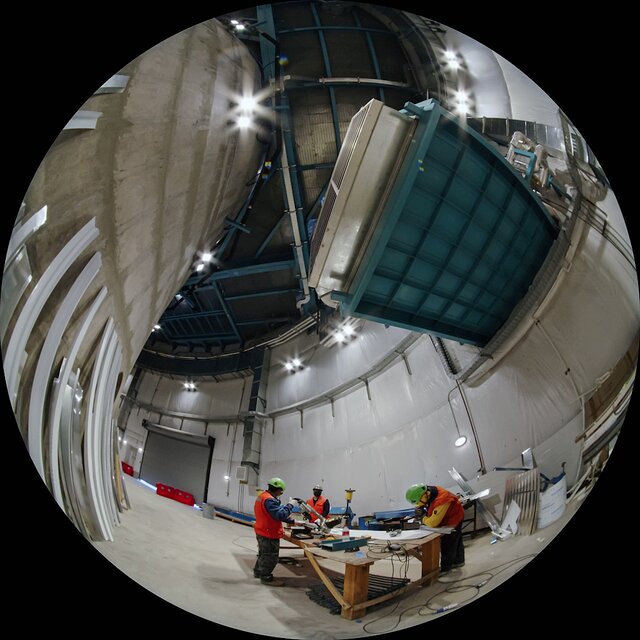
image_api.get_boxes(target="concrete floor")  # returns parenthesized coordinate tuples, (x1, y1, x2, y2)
(91, 475, 590, 638)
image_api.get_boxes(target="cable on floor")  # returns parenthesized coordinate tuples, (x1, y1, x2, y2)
(361, 553, 538, 635)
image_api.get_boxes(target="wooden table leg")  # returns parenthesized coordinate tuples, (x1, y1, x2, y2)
(342, 564, 370, 620)
(420, 537, 440, 585)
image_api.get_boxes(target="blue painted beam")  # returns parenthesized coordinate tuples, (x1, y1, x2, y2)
(256, 5, 277, 82)
(298, 162, 335, 171)
(305, 181, 329, 221)
(186, 258, 296, 287)
(278, 26, 393, 35)
(309, 2, 342, 153)
(162, 310, 226, 322)
(278, 103, 311, 271)
(225, 287, 298, 301)
(236, 317, 297, 326)
(225, 217, 251, 234)
(212, 282, 243, 344)
(255, 212, 289, 258)
(169, 334, 238, 344)
(352, 6, 385, 103)
(284, 79, 410, 90)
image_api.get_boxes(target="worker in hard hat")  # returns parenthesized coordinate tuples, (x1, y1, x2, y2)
(253, 477, 298, 586)
(304, 484, 331, 522)
(406, 484, 465, 573)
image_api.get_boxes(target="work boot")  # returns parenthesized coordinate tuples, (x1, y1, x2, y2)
(261, 576, 285, 587)
(452, 562, 465, 569)
(253, 571, 260, 578)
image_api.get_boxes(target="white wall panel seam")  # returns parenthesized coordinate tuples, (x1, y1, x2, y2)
(27, 252, 102, 481)
(4, 218, 99, 407)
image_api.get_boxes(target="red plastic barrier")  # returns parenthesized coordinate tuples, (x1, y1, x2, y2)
(174, 489, 195, 506)
(156, 484, 194, 506)
(156, 483, 175, 498)
(121, 462, 134, 476)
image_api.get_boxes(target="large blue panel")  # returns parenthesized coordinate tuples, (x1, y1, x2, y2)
(339, 99, 558, 346)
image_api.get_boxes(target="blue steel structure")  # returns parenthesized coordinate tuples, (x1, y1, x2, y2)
(147, 2, 420, 359)
(331, 99, 558, 347)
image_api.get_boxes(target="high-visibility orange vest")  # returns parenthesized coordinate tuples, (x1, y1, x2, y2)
(306, 495, 328, 522)
(254, 491, 284, 539)
(425, 486, 464, 527)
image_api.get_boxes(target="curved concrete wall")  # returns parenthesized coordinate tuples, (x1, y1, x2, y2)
(3, 20, 263, 457)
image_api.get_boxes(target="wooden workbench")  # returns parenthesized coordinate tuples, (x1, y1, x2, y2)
(282, 529, 441, 620)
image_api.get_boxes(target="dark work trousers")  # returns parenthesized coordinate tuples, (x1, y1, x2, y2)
(440, 522, 465, 571)
(254, 535, 280, 578)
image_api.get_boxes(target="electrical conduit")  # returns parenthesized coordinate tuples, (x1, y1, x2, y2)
(280, 133, 311, 310)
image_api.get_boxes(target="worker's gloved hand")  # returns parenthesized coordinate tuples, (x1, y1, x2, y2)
(414, 506, 425, 518)
(287, 497, 299, 506)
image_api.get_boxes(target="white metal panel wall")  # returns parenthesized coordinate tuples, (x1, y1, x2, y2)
(267, 322, 411, 409)
(493, 52, 563, 129)
(135, 373, 250, 417)
(537, 228, 639, 397)
(260, 330, 597, 520)
(205, 421, 249, 511)
(122, 371, 252, 511)
(437, 24, 562, 127)
(438, 26, 513, 120)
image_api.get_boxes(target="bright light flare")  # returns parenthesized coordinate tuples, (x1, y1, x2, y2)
(237, 115, 251, 129)
(238, 95, 258, 112)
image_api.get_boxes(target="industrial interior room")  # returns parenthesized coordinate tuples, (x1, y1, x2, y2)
(3, 2, 637, 638)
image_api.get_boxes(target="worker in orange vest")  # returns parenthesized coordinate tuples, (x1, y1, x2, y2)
(304, 484, 331, 522)
(406, 483, 465, 573)
(253, 477, 298, 586)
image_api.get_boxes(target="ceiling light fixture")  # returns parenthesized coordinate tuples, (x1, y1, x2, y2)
(201, 252, 213, 262)
(285, 358, 304, 372)
(335, 330, 346, 343)
(237, 115, 251, 129)
(444, 49, 457, 61)
(238, 95, 257, 112)
(153, 324, 161, 331)
(455, 436, 467, 447)
(195, 263, 205, 272)
(235, 24, 246, 31)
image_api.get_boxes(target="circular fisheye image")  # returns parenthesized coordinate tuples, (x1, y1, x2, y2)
(3, 3, 636, 637)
